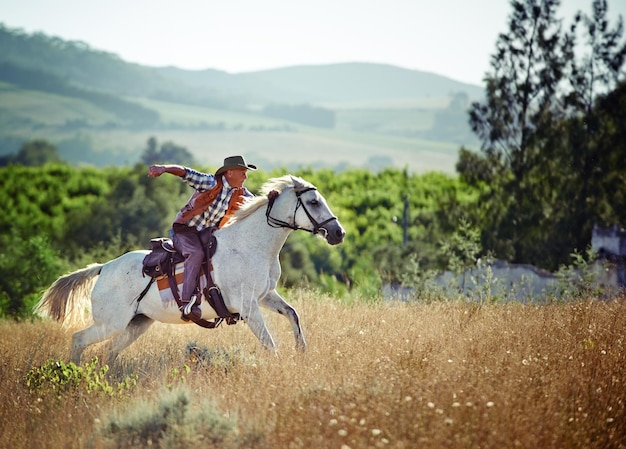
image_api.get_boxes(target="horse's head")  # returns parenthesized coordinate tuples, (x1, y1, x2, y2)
(292, 177, 346, 245)
(264, 175, 345, 245)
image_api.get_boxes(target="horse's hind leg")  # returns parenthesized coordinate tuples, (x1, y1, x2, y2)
(260, 290, 306, 351)
(107, 314, 154, 363)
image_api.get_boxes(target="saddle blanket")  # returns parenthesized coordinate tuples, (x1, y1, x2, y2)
(156, 262, 207, 307)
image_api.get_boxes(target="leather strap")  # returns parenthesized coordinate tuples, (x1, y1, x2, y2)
(165, 227, 239, 329)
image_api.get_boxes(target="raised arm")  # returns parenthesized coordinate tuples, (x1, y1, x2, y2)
(148, 164, 187, 178)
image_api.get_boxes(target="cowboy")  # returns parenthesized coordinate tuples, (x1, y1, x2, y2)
(148, 155, 256, 319)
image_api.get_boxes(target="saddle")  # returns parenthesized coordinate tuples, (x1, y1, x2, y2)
(141, 232, 239, 329)
(142, 238, 182, 279)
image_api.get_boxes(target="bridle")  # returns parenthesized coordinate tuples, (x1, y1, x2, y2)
(266, 187, 338, 235)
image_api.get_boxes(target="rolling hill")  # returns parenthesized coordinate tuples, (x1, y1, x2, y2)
(156, 62, 484, 105)
(0, 23, 483, 173)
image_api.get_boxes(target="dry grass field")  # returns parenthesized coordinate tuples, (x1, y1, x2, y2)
(1, 292, 625, 448)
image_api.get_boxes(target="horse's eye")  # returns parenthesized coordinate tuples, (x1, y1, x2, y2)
(310, 199, 319, 206)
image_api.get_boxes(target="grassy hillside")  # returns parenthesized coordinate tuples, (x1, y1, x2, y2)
(0, 82, 117, 126)
(0, 25, 480, 172)
(335, 108, 435, 135)
(2, 294, 624, 448)
(51, 128, 459, 173)
(131, 96, 292, 128)
(0, 87, 462, 172)
(131, 97, 461, 171)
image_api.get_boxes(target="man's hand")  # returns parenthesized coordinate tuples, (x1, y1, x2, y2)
(268, 190, 280, 200)
(148, 164, 186, 178)
(148, 165, 165, 178)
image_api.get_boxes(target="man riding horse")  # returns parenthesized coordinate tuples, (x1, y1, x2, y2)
(148, 155, 256, 320)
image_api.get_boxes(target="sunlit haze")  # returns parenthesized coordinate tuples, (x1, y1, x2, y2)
(2, 0, 625, 86)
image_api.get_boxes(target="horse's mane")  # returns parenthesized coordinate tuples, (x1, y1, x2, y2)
(225, 175, 315, 225)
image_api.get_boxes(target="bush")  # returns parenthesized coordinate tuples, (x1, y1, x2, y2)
(98, 386, 251, 449)
(25, 357, 137, 398)
(0, 231, 67, 318)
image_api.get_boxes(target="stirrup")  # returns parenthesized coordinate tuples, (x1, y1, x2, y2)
(181, 296, 201, 319)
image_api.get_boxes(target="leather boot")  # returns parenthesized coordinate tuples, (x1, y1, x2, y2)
(181, 295, 202, 321)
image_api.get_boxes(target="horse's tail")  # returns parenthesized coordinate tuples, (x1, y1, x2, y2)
(34, 263, 103, 328)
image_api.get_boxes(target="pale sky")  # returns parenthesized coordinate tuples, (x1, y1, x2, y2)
(2, 0, 625, 86)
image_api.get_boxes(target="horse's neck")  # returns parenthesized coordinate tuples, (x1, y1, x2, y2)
(223, 206, 291, 257)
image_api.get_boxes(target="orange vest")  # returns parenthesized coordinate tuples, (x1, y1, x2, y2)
(174, 177, 245, 229)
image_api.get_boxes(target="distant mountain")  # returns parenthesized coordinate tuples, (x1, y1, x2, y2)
(242, 63, 484, 104)
(1, 23, 483, 107)
(0, 23, 232, 109)
(157, 63, 484, 105)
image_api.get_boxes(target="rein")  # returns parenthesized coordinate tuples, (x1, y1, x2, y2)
(266, 187, 337, 235)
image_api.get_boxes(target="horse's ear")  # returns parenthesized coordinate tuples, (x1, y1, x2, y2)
(290, 175, 304, 191)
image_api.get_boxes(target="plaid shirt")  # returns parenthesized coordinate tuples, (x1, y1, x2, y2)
(181, 168, 253, 231)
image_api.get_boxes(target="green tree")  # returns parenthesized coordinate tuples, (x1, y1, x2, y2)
(456, 147, 500, 187)
(0, 230, 67, 318)
(61, 164, 187, 260)
(142, 137, 159, 165)
(469, 0, 567, 180)
(140, 137, 196, 166)
(586, 80, 626, 227)
(1, 139, 62, 166)
(559, 0, 626, 251)
(462, 0, 621, 269)
(466, 0, 571, 267)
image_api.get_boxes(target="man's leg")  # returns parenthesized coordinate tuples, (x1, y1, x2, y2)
(172, 228, 203, 319)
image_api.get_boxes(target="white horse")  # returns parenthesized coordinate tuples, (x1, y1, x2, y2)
(35, 175, 345, 364)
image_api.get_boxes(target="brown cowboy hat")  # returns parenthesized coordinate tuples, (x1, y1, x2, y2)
(215, 155, 257, 176)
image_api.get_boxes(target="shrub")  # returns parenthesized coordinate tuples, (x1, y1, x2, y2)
(99, 386, 246, 449)
(25, 357, 137, 398)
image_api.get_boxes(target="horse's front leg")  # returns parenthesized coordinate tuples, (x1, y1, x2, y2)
(260, 290, 306, 351)
(242, 300, 276, 352)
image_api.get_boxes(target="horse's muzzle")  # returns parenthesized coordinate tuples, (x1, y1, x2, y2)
(323, 220, 346, 245)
